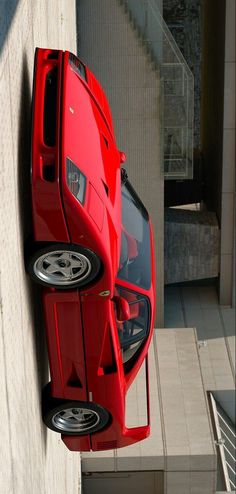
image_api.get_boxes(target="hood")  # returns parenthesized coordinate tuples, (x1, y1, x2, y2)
(62, 53, 121, 206)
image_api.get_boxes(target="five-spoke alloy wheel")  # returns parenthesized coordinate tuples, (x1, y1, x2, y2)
(26, 243, 101, 289)
(42, 385, 110, 435)
(52, 407, 100, 434)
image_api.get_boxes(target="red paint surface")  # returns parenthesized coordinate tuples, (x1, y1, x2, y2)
(31, 48, 156, 451)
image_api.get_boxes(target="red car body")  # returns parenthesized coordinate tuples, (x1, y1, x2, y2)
(30, 48, 155, 451)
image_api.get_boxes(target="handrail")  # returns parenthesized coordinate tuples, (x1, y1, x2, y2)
(217, 410, 236, 438)
(210, 393, 236, 492)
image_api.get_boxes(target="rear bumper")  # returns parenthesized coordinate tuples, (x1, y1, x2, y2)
(31, 48, 69, 242)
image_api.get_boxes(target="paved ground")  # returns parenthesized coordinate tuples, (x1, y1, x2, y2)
(0, 1, 81, 493)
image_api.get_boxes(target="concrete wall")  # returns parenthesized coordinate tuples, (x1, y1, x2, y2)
(201, 0, 235, 307)
(0, 1, 81, 493)
(164, 208, 220, 284)
(219, 0, 235, 307)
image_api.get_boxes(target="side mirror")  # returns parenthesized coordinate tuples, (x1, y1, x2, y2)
(113, 296, 130, 322)
(119, 151, 126, 164)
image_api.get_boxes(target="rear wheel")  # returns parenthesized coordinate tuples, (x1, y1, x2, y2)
(42, 385, 110, 435)
(26, 243, 101, 289)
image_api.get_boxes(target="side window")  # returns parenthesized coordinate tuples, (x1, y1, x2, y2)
(118, 182, 151, 289)
(114, 286, 150, 367)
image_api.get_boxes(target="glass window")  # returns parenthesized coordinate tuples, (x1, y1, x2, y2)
(69, 53, 87, 82)
(114, 286, 150, 366)
(118, 181, 151, 290)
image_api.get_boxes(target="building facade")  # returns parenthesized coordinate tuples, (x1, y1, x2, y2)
(77, 1, 235, 492)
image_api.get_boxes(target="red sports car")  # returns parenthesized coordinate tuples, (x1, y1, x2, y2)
(27, 48, 155, 452)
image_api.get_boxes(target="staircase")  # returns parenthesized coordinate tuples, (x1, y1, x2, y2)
(119, 0, 194, 180)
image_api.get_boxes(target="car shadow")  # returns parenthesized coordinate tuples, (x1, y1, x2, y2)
(17, 51, 48, 451)
(0, 0, 19, 54)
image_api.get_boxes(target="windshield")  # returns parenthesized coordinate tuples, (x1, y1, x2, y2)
(118, 181, 151, 289)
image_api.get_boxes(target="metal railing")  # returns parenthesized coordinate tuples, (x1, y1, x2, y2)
(120, 0, 194, 179)
(210, 393, 236, 492)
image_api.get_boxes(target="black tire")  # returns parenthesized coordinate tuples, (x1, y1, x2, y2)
(26, 242, 101, 289)
(42, 384, 110, 435)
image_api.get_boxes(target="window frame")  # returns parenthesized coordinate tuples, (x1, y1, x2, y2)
(114, 283, 151, 371)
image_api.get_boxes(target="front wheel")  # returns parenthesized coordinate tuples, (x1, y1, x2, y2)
(42, 386, 110, 435)
(26, 243, 101, 289)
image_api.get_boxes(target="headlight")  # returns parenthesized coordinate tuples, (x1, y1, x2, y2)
(66, 157, 86, 205)
(69, 53, 87, 82)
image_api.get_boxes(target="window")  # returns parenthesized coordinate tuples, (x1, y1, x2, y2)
(69, 53, 87, 82)
(114, 286, 150, 367)
(118, 181, 151, 290)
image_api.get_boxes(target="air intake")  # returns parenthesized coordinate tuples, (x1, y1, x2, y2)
(44, 67, 58, 147)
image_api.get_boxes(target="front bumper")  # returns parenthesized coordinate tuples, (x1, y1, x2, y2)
(43, 288, 150, 452)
